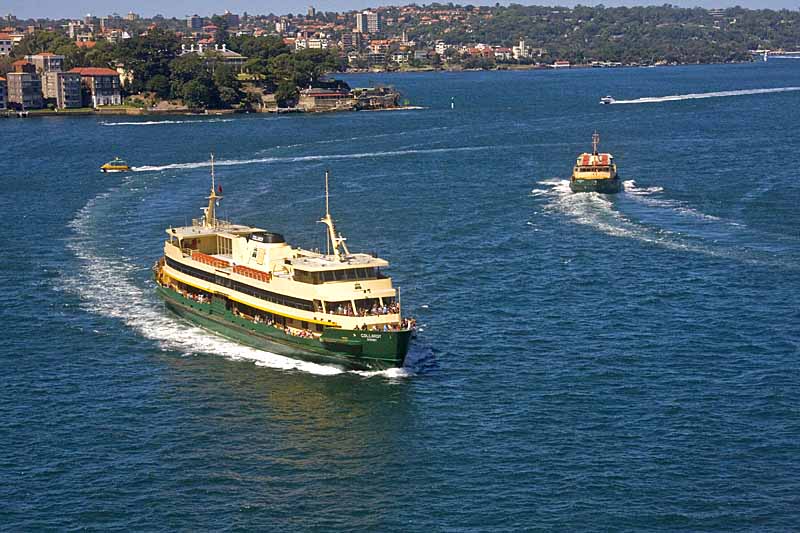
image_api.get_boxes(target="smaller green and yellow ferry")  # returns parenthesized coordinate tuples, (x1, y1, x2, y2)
(154, 157, 414, 370)
(569, 132, 622, 194)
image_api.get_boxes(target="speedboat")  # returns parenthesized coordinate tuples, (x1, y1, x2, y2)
(100, 157, 131, 173)
(599, 95, 615, 105)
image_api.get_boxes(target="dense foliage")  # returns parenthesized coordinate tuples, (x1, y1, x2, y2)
(5, 30, 344, 109)
(403, 5, 800, 64)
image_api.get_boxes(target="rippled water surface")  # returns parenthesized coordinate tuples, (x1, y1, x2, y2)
(3, 62, 800, 531)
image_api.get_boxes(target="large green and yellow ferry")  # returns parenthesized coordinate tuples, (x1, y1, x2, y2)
(569, 132, 622, 194)
(153, 157, 413, 370)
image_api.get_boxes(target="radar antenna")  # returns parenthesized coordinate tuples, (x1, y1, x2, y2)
(592, 131, 600, 156)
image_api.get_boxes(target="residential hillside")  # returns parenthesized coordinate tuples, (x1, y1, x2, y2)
(1, 4, 798, 112)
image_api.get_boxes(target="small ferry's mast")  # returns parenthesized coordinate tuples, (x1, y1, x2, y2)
(592, 132, 600, 156)
(319, 170, 350, 262)
(203, 154, 223, 227)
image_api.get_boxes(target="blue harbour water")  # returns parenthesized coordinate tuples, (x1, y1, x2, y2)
(3, 61, 800, 530)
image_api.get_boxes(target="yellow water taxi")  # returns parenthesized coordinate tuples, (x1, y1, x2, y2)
(100, 157, 131, 173)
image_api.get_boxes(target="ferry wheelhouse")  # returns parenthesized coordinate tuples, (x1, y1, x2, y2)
(569, 132, 622, 194)
(153, 157, 413, 370)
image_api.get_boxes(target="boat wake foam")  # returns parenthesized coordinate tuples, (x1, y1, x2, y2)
(64, 184, 425, 378)
(609, 86, 800, 105)
(100, 118, 235, 126)
(532, 178, 797, 268)
(132, 145, 490, 172)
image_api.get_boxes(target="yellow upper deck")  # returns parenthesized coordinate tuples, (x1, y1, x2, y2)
(571, 133, 617, 180)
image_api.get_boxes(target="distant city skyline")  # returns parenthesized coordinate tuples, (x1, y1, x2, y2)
(5, 0, 800, 21)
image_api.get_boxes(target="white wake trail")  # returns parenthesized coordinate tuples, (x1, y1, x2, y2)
(65, 184, 426, 377)
(132, 145, 491, 172)
(532, 179, 797, 268)
(610, 86, 800, 105)
(101, 118, 235, 126)
(65, 187, 346, 375)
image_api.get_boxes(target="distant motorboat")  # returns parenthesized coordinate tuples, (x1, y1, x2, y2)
(600, 95, 615, 105)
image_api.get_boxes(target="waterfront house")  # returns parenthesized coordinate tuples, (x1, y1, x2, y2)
(369, 39, 390, 54)
(11, 59, 36, 74)
(180, 43, 247, 72)
(390, 51, 411, 65)
(351, 86, 400, 110)
(6, 71, 43, 109)
(69, 67, 121, 107)
(493, 47, 513, 61)
(295, 37, 330, 50)
(25, 52, 64, 73)
(435, 41, 451, 55)
(0, 77, 7, 110)
(297, 87, 355, 112)
(43, 71, 83, 108)
(367, 52, 387, 66)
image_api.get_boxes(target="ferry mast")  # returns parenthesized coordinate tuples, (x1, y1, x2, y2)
(202, 154, 223, 227)
(319, 170, 350, 261)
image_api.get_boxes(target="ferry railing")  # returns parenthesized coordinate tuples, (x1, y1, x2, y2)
(192, 217, 234, 227)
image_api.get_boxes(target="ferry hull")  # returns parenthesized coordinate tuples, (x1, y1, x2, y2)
(570, 176, 623, 194)
(157, 286, 411, 371)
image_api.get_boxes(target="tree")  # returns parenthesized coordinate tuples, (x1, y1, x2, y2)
(11, 31, 73, 57)
(182, 79, 214, 109)
(275, 80, 298, 107)
(146, 74, 170, 98)
(169, 53, 206, 98)
(212, 64, 242, 107)
(115, 29, 180, 93)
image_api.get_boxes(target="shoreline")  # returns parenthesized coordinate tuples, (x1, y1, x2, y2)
(0, 105, 426, 119)
(342, 58, 755, 75)
(0, 107, 242, 119)
(0, 60, 759, 120)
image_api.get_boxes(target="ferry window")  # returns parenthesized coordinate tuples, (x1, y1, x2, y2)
(322, 271, 334, 282)
(345, 269, 357, 280)
(334, 270, 347, 281)
(294, 270, 312, 283)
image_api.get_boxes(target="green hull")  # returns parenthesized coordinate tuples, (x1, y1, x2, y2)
(156, 286, 411, 371)
(570, 176, 623, 194)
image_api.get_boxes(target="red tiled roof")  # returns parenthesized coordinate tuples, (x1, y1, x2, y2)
(76, 41, 96, 48)
(0, 77, 5, 81)
(12, 59, 30, 66)
(36, 52, 57, 56)
(69, 67, 119, 76)
(0, 33, 11, 40)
